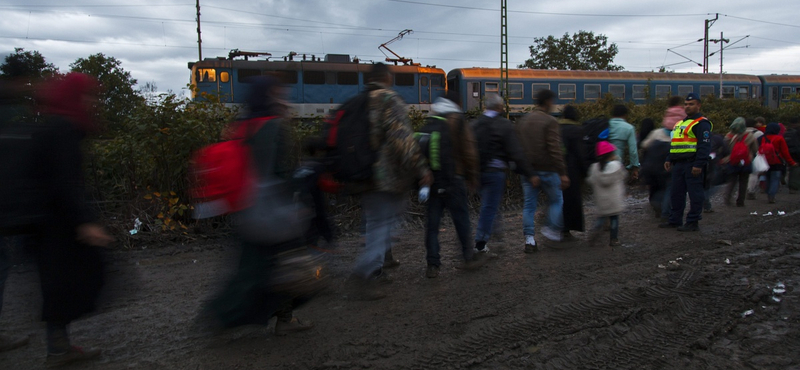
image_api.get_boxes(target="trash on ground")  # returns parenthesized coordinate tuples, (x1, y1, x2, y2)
(773, 282, 786, 294)
(750, 211, 759, 215)
(778, 211, 786, 216)
(717, 240, 733, 246)
(129, 218, 143, 235)
(657, 264, 666, 269)
(725, 258, 731, 264)
(771, 296, 782, 303)
(742, 309, 755, 317)
(763, 212, 773, 216)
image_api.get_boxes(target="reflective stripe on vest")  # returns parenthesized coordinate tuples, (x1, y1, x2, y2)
(670, 117, 712, 154)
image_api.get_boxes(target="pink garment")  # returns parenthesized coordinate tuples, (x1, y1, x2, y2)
(662, 106, 685, 130)
(596, 141, 617, 157)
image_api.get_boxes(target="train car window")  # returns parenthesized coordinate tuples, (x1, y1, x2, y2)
(609, 84, 624, 99)
(678, 85, 693, 97)
(655, 85, 671, 99)
(739, 86, 749, 99)
(485, 82, 499, 92)
(531, 83, 550, 98)
(198, 68, 217, 82)
(471, 82, 480, 97)
(508, 83, 523, 99)
(237, 69, 259, 83)
(326, 72, 337, 85)
(559, 84, 576, 100)
(219, 72, 230, 83)
(632, 85, 646, 100)
(420, 77, 429, 87)
(722, 86, 735, 99)
(432, 75, 444, 87)
(303, 71, 325, 85)
(782, 87, 792, 100)
(752, 85, 760, 99)
(337, 72, 358, 85)
(699, 85, 715, 97)
(395, 73, 415, 86)
(274, 70, 298, 84)
(584, 84, 601, 100)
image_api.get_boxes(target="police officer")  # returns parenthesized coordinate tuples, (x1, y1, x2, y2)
(659, 93, 712, 232)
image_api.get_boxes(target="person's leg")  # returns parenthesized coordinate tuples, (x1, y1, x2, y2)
(520, 175, 540, 239)
(661, 178, 672, 220)
(767, 170, 781, 201)
(424, 190, 446, 267)
(609, 215, 619, 241)
(353, 192, 404, 279)
(475, 172, 505, 246)
(747, 172, 759, 199)
(540, 172, 564, 232)
(445, 179, 474, 261)
(684, 164, 706, 224)
(0, 237, 10, 315)
(736, 172, 749, 206)
(668, 164, 687, 225)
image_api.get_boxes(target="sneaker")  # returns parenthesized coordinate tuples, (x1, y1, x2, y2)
(473, 241, 489, 254)
(425, 265, 440, 278)
(0, 334, 29, 353)
(609, 239, 622, 247)
(658, 222, 681, 229)
(540, 227, 562, 242)
(275, 317, 314, 336)
(677, 222, 699, 232)
(46, 346, 101, 368)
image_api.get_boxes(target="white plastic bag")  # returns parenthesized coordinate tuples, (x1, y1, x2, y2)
(752, 153, 769, 173)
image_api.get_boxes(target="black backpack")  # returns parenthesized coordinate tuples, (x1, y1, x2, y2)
(582, 117, 610, 163)
(322, 91, 377, 182)
(0, 120, 49, 235)
(473, 115, 503, 170)
(415, 116, 456, 193)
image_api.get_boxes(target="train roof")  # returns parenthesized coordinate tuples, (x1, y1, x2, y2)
(189, 57, 444, 74)
(448, 68, 762, 83)
(758, 75, 800, 84)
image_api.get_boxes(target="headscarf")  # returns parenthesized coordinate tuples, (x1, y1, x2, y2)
(765, 122, 781, 136)
(242, 76, 284, 119)
(39, 72, 100, 132)
(729, 117, 746, 135)
(638, 118, 655, 145)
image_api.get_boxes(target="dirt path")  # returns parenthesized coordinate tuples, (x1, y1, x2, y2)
(1, 187, 799, 369)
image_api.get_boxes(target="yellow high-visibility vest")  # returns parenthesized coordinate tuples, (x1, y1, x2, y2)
(670, 117, 713, 154)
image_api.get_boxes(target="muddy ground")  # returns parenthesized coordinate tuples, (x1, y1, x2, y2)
(1, 186, 800, 370)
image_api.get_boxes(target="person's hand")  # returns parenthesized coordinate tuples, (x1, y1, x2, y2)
(419, 171, 433, 187)
(529, 176, 541, 187)
(560, 175, 571, 189)
(630, 168, 639, 181)
(76, 223, 114, 248)
(664, 162, 672, 172)
(691, 167, 702, 176)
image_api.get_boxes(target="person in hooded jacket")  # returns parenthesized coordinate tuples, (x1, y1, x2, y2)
(586, 142, 628, 247)
(640, 116, 674, 220)
(32, 73, 115, 367)
(760, 122, 798, 203)
(421, 93, 482, 278)
(558, 105, 588, 240)
(721, 117, 758, 207)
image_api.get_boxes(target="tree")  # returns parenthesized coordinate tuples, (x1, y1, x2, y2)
(0, 48, 60, 81)
(70, 53, 143, 128)
(519, 31, 623, 71)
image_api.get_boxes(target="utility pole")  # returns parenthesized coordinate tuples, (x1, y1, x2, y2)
(500, 0, 509, 117)
(710, 32, 729, 97)
(196, 0, 202, 61)
(703, 13, 718, 74)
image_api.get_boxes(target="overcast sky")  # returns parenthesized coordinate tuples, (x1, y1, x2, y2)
(2, 0, 798, 96)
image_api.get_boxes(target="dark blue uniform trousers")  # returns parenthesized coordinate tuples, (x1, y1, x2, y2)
(669, 161, 705, 225)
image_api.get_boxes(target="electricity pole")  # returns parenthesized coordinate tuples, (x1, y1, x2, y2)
(710, 32, 729, 97)
(196, 0, 202, 61)
(703, 13, 718, 74)
(500, 0, 509, 117)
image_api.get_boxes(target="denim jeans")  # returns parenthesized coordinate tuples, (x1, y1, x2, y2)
(475, 171, 506, 242)
(593, 215, 619, 240)
(766, 170, 782, 198)
(353, 191, 405, 279)
(521, 172, 564, 236)
(425, 178, 473, 266)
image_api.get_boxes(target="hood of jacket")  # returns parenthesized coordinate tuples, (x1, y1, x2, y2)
(431, 97, 461, 115)
(662, 106, 685, 130)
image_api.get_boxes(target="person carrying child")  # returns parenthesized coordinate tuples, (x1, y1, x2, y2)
(586, 141, 628, 247)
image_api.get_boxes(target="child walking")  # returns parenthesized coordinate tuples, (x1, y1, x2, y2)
(587, 141, 628, 247)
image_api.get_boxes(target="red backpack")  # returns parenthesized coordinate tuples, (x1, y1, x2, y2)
(728, 133, 751, 166)
(759, 136, 781, 165)
(190, 117, 274, 218)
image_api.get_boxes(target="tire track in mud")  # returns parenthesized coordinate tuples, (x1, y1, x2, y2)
(412, 265, 743, 369)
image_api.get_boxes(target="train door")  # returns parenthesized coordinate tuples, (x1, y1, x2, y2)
(419, 75, 431, 104)
(466, 81, 481, 111)
(769, 86, 779, 109)
(217, 69, 233, 103)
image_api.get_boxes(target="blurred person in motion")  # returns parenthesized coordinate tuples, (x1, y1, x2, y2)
(472, 93, 533, 253)
(783, 117, 800, 193)
(607, 104, 640, 181)
(721, 117, 758, 207)
(703, 130, 728, 212)
(760, 122, 797, 203)
(587, 142, 628, 247)
(203, 76, 315, 335)
(744, 118, 765, 199)
(31, 73, 114, 367)
(515, 89, 567, 249)
(557, 105, 588, 241)
(345, 63, 432, 298)
(639, 117, 672, 220)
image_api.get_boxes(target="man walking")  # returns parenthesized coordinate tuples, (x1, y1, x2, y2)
(471, 94, 533, 254)
(608, 104, 640, 180)
(660, 93, 713, 232)
(515, 90, 569, 251)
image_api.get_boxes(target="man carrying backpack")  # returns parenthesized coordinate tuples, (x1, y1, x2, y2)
(472, 94, 534, 254)
(660, 93, 713, 232)
(347, 63, 432, 293)
(760, 122, 797, 203)
(418, 93, 481, 278)
(721, 117, 758, 207)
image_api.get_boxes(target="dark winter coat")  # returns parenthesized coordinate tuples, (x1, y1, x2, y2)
(559, 119, 588, 232)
